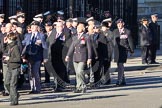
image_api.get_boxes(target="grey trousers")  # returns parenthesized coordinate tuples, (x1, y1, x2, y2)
(28, 61, 41, 92)
(117, 63, 125, 82)
(2, 63, 9, 93)
(101, 61, 111, 84)
(73, 62, 86, 90)
(4, 68, 19, 104)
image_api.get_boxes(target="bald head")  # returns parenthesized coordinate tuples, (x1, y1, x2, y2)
(5, 23, 13, 33)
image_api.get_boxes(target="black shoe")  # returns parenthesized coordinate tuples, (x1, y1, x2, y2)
(17, 93, 20, 99)
(116, 81, 126, 86)
(81, 88, 87, 93)
(53, 88, 63, 93)
(73, 89, 82, 93)
(2, 92, 9, 96)
(89, 82, 96, 89)
(104, 79, 111, 85)
(43, 80, 50, 83)
(10, 103, 18, 106)
(34, 91, 40, 94)
(151, 61, 159, 64)
(28, 91, 38, 94)
(142, 60, 147, 64)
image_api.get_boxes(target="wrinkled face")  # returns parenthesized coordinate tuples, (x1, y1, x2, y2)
(5, 23, 12, 33)
(0, 17, 4, 23)
(117, 22, 124, 29)
(31, 25, 38, 32)
(77, 23, 85, 33)
(56, 22, 64, 33)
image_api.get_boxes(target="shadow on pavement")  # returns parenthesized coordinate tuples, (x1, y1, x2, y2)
(19, 94, 127, 106)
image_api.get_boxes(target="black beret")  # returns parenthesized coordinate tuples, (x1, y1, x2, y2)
(45, 21, 53, 26)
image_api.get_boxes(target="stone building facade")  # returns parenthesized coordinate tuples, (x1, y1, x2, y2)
(138, 0, 162, 36)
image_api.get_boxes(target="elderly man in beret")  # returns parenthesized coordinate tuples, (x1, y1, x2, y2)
(113, 19, 134, 86)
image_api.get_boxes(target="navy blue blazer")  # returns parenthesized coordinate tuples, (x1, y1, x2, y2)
(22, 32, 47, 62)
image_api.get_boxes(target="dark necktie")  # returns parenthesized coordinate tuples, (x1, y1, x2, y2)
(55, 33, 60, 39)
(31, 33, 35, 44)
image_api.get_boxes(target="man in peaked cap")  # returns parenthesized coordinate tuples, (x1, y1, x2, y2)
(33, 13, 45, 33)
(149, 13, 160, 64)
(72, 18, 78, 29)
(102, 18, 113, 31)
(17, 13, 26, 34)
(8, 15, 17, 24)
(100, 18, 114, 85)
(86, 17, 95, 26)
(66, 18, 77, 35)
(139, 17, 152, 64)
(34, 14, 43, 20)
(43, 21, 53, 83)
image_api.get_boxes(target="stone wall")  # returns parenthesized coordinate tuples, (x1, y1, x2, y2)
(138, 0, 162, 36)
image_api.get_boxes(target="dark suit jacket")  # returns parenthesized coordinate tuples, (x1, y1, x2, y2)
(67, 33, 92, 62)
(22, 32, 47, 62)
(149, 21, 160, 48)
(46, 28, 72, 60)
(113, 28, 134, 63)
(139, 25, 152, 46)
(101, 30, 114, 61)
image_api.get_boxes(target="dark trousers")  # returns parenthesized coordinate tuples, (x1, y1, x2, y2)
(150, 44, 157, 62)
(4, 68, 19, 104)
(90, 59, 100, 83)
(44, 67, 50, 82)
(141, 46, 151, 63)
(29, 61, 41, 92)
(101, 60, 111, 83)
(117, 63, 125, 82)
(52, 61, 66, 89)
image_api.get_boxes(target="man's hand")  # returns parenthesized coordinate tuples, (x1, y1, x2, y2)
(22, 59, 27, 63)
(4, 37, 8, 43)
(87, 59, 92, 65)
(43, 59, 48, 63)
(35, 40, 42, 45)
(4, 56, 9, 61)
(65, 56, 69, 62)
